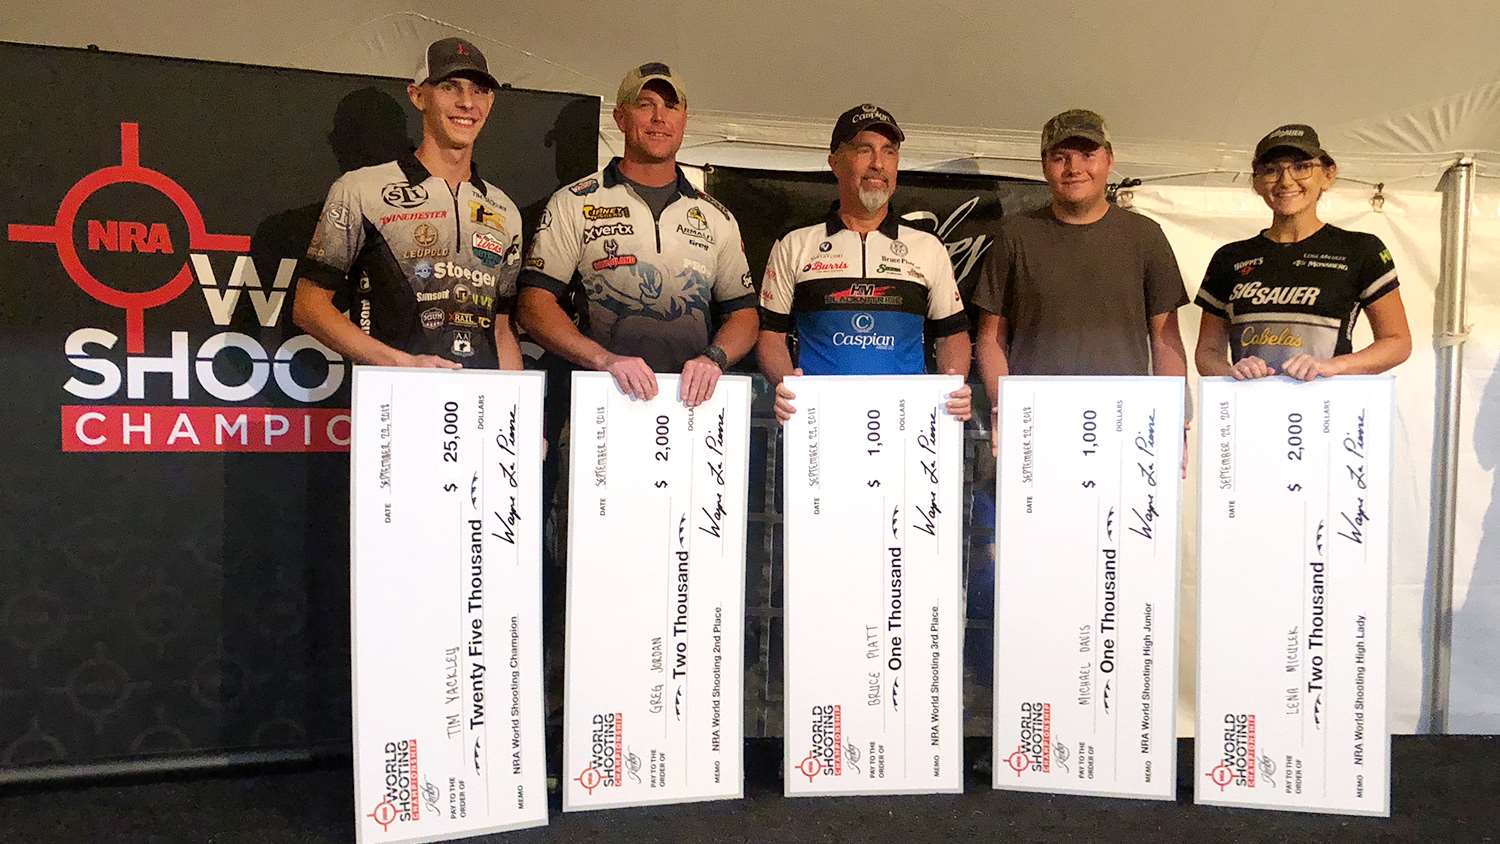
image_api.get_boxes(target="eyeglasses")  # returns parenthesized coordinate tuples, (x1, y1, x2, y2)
(1252, 160, 1325, 183)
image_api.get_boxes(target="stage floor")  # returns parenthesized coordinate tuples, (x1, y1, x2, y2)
(3, 737, 1494, 842)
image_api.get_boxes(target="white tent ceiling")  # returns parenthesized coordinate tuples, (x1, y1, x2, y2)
(6, 1, 1500, 185)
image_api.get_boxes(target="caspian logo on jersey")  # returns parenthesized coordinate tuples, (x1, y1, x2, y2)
(582, 204, 629, 221)
(5, 122, 348, 454)
(832, 313, 894, 349)
(536, 208, 553, 232)
(801, 259, 849, 274)
(472, 230, 506, 267)
(582, 222, 634, 244)
(381, 182, 429, 209)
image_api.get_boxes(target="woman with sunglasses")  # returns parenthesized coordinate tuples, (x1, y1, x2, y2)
(1193, 124, 1411, 381)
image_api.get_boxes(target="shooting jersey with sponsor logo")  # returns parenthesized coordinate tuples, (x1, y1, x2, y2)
(297, 153, 522, 368)
(758, 210, 967, 375)
(519, 159, 755, 373)
(1194, 225, 1399, 370)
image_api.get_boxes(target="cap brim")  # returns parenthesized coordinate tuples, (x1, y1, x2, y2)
(1044, 130, 1108, 152)
(425, 64, 500, 89)
(832, 120, 905, 151)
(628, 76, 687, 106)
(1254, 142, 1326, 165)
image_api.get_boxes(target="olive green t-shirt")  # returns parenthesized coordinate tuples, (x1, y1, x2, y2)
(973, 204, 1188, 376)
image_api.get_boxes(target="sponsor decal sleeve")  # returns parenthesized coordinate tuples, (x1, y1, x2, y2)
(1194, 246, 1234, 319)
(710, 213, 756, 313)
(1356, 234, 1399, 306)
(922, 238, 968, 337)
(297, 174, 366, 289)
(757, 236, 797, 332)
(519, 190, 578, 297)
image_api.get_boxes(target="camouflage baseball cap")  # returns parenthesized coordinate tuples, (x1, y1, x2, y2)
(617, 61, 687, 108)
(1041, 109, 1111, 154)
(1253, 124, 1330, 165)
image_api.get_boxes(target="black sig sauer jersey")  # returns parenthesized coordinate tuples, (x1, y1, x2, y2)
(298, 153, 522, 368)
(1195, 225, 1398, 369)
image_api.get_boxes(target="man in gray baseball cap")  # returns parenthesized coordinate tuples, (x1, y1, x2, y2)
(293, 36, 523, 371)
(972, 107, 1190, 444)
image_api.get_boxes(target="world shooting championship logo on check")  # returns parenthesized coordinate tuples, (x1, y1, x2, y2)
(798, 704, 843, 782)
(1205, 713, 1257, 791)
(575, 712, 623, 795)
(368, 738, 421, 830)
(1005, 701, 1052, 777)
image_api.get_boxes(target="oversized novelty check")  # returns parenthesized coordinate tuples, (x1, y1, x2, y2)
(992, 376, 1183, 800)
(782, 375, 964, 796)
(350, 367, 548, 842)
(1195, 376, 1392, 816)
(563, 372, 749, 811)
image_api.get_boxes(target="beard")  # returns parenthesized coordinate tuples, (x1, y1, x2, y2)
(858, 185, 891, 213)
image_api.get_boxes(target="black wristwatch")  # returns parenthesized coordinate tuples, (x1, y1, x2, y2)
(701, 344, 728, 371)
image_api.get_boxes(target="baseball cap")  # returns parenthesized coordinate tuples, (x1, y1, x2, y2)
(1041, 109, 1111, 154)
(617, 62, 688, 108)
(1253, 124, 1330, 165)
(413, 37, 499, 89)
(829, 104, 905, 152)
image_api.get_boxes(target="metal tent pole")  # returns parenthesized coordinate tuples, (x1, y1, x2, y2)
(1429, 156, 1475, 733)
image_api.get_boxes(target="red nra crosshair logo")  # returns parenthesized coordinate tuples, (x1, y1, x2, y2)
(367, 799, 398, 830)
(796, 751, 823, 782)
(6, 122, 250, 353)
(574, 764, 604, 795)
(1003, 747, 1031, 777)
(1205, 762, 1235, 791)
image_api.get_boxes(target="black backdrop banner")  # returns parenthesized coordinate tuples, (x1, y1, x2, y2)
(0, 42, 597, 776)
